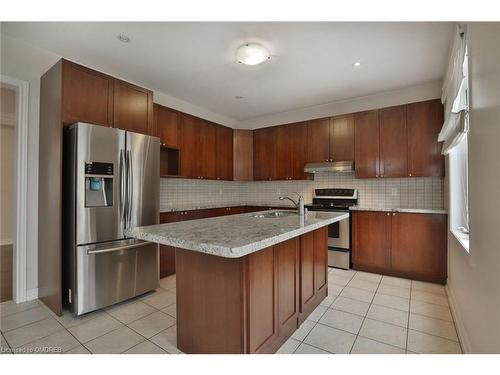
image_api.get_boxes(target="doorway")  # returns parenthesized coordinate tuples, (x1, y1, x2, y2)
(1, 75, 29, 304)
(0, 84, 17, 302)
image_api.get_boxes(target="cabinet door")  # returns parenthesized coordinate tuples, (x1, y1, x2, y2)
(352, 211, 391, 270)
(201, 121, 216, 179)
(253, 127, 275, 180)
(274, 125, 292, 180)
(276, 238, 299, 337)
(391, 213, 447, 282)
(354, 110, 380, 178)
(113, 79, 153, 135)
(247, 246, 278, 353)
(379, 106, 408, 177)
(180, 114, 202, 178)
(215, 125, 233, 180)
(159, 245, 176, 278)
(233, 130, 253, 181)
(154, 104, 180, 148)
(291, 122, 308, 180)
(306, 118, 330, 163)
(330, 115, 354, 162)
(407, 99, 444, 177)
(299, 232, 316, 315)
(313, 227, 328, 294)
(62, 60, 114, 126)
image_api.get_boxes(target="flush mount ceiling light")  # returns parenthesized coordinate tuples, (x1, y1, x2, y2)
(236, 43, 271, 66)
(117, 34, 131, 43)
(353, 61, 361, 67)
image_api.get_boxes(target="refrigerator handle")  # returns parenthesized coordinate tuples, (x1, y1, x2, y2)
(127, 150, 133, 229)
(119, 149, 127, 228)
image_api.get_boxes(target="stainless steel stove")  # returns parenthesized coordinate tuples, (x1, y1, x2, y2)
(305, 188, 358, 270)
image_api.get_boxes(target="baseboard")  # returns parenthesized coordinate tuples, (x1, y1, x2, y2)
(446, 282, 472, 353)
(25, 288, 38, 301)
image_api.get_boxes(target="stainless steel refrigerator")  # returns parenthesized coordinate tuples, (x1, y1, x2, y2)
(63, 122, 160, 315)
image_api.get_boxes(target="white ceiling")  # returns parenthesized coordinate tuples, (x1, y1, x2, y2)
(2, 22, 453, 121)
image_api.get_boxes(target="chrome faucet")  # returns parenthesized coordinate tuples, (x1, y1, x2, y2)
(279, 192, 305, 216)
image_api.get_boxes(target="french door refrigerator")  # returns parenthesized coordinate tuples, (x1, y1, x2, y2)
(63, 122, 160, 315)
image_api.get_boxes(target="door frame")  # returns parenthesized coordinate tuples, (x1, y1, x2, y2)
(1, 74, 30, 303)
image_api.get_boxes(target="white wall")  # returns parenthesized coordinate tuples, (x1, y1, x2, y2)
(446, 23, 500, 353)
(237, 80, 442, 129)
(1, 36, 60, 292)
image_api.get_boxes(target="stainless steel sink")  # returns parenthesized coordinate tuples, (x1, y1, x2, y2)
(250, 210, 297, 218)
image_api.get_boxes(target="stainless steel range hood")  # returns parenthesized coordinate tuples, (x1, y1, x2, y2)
(304, 160, 354, 174)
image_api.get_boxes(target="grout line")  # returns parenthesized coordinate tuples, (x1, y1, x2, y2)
(405, 280, 412, 353)
(0, 301, 41, 319)
(349, 275, 382, 354)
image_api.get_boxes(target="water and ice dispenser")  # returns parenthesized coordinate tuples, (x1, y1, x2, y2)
(84, 161, 114, 207)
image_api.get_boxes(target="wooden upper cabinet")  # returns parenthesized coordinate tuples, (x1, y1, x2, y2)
(154, 104, 181, 148)
(61, 60, 114, 126)
(113, 79, 153, 135)
(330, 115, 354, 162)
(407, 99, 444, 177)
(233, 130, 253, 181)
(354, 110, 380, 178)
(352, 211, 391, 270)
(291, 122, 308, 180)
(391, 212, 447, 281)
(180, 114, 202, 178)
(215, 125, 233, 180)
(201, 121, 216, 179)
(253, 127, 276, 180)
(274, 125, 292, 180)
(379, 106, 408, 178)
(306, 118, 330, 163)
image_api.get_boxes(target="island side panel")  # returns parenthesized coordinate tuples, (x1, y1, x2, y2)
(175, 249, 246, 354)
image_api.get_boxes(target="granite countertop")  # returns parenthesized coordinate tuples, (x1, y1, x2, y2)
(349, 206, 447, 214)
(126, 210, 348, 258)
(160, 202, 298, 212)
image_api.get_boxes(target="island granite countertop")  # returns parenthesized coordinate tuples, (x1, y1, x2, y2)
(126, 210, 348, 258)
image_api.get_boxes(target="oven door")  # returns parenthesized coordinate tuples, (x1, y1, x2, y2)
(327, 216, 350, 250)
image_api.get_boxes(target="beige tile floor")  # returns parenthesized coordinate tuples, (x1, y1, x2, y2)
(0, 269, 462, 354)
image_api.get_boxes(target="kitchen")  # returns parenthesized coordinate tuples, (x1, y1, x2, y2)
(1, 7, 500, 369)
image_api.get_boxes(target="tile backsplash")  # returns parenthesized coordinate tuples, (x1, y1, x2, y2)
(160, 173, 444, 212)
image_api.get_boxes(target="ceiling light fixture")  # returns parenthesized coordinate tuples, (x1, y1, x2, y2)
(353, 61, 361, 67)
(117, 34, 131, 43)
(236, 43, 271, 66)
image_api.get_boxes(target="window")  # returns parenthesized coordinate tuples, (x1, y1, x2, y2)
(449, 131, 469, 251)
(439, 25, 470, 252)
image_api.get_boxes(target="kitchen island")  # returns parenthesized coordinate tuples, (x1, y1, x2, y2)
(127, 210, 348, 353)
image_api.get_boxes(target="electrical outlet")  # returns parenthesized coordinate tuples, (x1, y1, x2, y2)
(277, 188, 281, 195)
(391, 188, 398, 196)
(218, 189, 223, 195)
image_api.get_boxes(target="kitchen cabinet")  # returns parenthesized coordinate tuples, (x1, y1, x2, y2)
(215, 125, 233, 180)
(391, 212, 447, 281)
(352, 211, 391, 271)
(306, 117, 330, 163)
(154, 104, 181, 148)
(299, 227, 328, 323)
(113, 79, 154, 135)
(379, 105, 408, 177)
(62, 60, 114, 127)
(253, 127, 276, 180)
(201, 121, 216, 179)
(354, 110, 380, 178)
(176, 227, 328, 353)
(233, 130, 253, 181)
(407, 99, 444, 177)
(180, 114, 202, 178)
(330, 115, 355, 162)
(352, 210, 447, 284)
(274, 124, 292, 180)
(291, 122, 308, 180)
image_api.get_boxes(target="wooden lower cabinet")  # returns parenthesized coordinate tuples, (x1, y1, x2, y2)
(176, 228, 328, 353)
(299, 227, 328, 323)
(352, 211, 447, 284)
